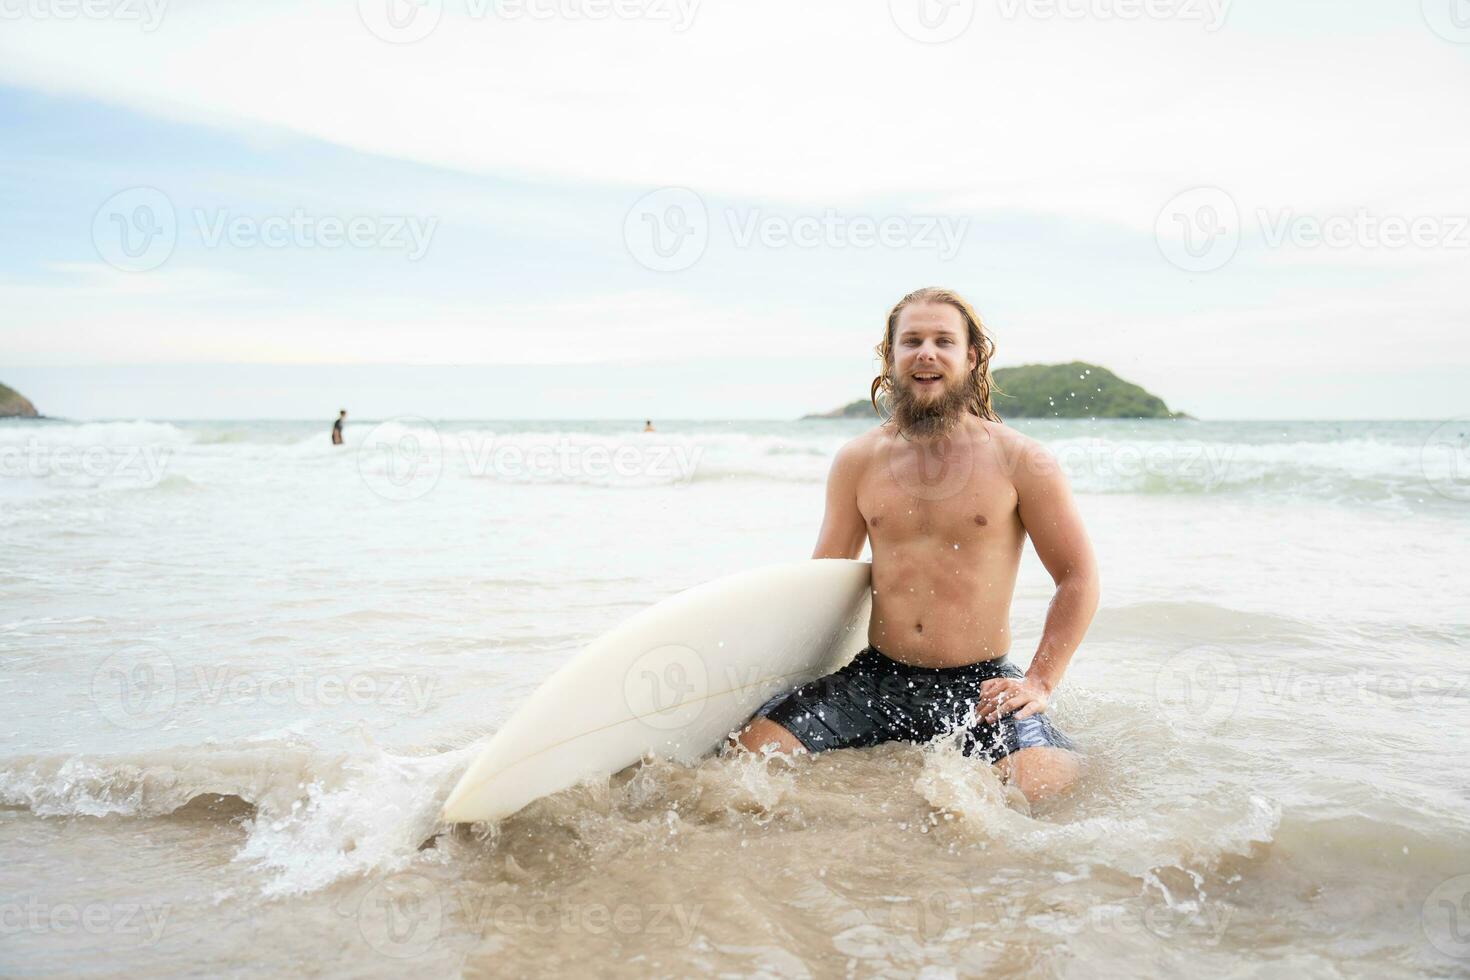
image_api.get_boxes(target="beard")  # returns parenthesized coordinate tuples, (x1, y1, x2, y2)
(887, 370, 971, 440)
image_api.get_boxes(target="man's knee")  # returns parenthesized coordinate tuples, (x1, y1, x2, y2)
(995, 746, 1079, 803)
(728, 715, 806, 756)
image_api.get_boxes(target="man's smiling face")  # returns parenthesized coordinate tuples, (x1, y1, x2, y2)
(891, 301, 977, 402)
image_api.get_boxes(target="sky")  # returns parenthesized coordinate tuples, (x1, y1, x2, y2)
(1, 0, 1467, 420)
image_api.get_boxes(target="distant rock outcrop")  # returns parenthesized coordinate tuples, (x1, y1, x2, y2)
(802, 362, 1187, 420)
(0, 382, 40, 418)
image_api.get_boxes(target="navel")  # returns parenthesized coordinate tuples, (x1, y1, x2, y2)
(915, 622, 923, 634)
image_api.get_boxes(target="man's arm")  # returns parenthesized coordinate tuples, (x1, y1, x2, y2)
(980, 440, 1099, 722)
(811, 439, 869, 560)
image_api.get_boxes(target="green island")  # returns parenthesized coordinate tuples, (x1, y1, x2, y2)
(0, 382, 40, 419)
(802, 361, 1187, 420)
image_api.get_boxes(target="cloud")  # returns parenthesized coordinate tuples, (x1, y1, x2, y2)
(1, 1, 1465, 228)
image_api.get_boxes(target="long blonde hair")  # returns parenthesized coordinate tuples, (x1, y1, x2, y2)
(870, 287, 1001, 422)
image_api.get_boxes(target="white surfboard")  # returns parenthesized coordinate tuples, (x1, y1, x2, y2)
(440, 559, 873, 824)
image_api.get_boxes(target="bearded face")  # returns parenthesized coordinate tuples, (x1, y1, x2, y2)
(888, 365, 970, 439)
(885, 302, 977, 439)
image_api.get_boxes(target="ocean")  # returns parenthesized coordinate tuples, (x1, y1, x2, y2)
(2, 416, 1468, 977)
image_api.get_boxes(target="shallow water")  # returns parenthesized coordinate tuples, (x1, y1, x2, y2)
(3, 417, 1468, 977)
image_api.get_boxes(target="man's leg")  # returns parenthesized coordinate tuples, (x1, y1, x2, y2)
(727, 715, 806, 755)
(992, 746, 1079, 803)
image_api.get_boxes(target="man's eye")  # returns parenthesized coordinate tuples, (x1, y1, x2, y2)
(938, 338, 953, 345)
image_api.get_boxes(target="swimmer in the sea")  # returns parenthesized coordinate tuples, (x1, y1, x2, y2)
(332, 409, 346, 446)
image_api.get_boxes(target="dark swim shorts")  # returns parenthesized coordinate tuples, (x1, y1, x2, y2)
(755, 646, 1076, 762)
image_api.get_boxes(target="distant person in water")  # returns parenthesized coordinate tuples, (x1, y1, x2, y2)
(332, 410, 347, 446)
(643, 420, 655, 432)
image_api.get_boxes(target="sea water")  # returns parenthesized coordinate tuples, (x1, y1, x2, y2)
(2, 417, 1468, 977)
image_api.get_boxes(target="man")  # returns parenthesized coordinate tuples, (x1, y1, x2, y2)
(332, 409, 347, 446)
(732, 287, 1099, 803)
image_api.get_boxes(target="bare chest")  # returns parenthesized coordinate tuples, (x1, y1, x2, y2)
(857, 439, 1021, 543)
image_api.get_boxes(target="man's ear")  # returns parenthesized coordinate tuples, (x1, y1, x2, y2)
(968, 344, 979, 371)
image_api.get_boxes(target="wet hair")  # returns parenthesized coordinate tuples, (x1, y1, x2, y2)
(869, 287, 1000, 423)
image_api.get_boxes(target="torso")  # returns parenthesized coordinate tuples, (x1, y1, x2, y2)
(852, 416, 1028, 668)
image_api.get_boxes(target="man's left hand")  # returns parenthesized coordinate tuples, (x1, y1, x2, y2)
(977, 676, 1050, 724)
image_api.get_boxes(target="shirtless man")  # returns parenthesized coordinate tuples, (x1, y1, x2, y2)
(732, 287, 1100, 803)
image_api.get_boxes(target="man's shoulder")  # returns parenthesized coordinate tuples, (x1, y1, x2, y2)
(977, 420, 1062, 487)
(836, 423, 890, 458)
